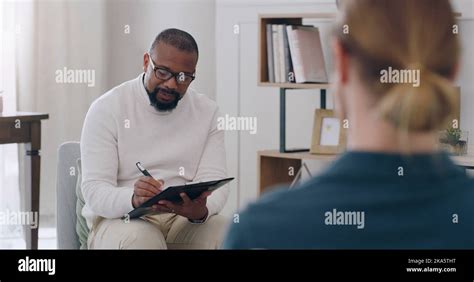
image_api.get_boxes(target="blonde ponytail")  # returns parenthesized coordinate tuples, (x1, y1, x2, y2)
(334, 0, 460, 134)
(377, 67, 457, 132)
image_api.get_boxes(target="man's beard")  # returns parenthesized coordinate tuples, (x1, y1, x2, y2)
(147, 86, 182, 112)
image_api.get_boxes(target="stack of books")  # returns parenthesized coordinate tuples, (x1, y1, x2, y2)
(266, 24, 328, 84)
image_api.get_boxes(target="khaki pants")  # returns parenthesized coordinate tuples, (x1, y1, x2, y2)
(87, 213, 229, 249)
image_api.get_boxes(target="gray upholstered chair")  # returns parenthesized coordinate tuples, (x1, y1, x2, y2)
(56, 141, 81, 249)
(56, 141, 227, 249)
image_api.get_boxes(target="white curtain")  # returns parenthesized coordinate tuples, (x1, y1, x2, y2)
(0, 0, 22, 248)
(1, 0, 107, 248)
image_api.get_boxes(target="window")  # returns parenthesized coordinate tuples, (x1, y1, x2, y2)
(0, 0, 23, 248)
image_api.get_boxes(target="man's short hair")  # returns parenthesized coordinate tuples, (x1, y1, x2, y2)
(149, 28, 199, 59)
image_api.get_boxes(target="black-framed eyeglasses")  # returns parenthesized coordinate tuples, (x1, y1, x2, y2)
(147, 53, 195, 85)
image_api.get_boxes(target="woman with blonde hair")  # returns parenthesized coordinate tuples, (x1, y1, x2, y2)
(223, 0, 474, 249)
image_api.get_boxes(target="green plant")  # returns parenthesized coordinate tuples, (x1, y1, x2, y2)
(439, 128, 468, 156)
(445, 128, 461, 145)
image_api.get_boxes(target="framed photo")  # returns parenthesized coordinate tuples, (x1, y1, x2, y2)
(310, 109, 347, 155)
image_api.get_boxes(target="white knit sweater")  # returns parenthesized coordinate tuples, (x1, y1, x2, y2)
(80, 74, 229, 229)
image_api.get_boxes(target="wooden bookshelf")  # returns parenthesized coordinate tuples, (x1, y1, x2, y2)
(258, 82, 331, 89)
(256, 11, 465, 195)
(259, 13, 335, 152)
(258, 150, 336, 195)
(258, 12, 462, 87)
(259, 149, 336, 161)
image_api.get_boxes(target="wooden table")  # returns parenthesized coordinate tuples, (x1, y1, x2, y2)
(0, 112, 49, 249)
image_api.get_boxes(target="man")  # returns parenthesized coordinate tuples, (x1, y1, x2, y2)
(80, 28, 229, 249)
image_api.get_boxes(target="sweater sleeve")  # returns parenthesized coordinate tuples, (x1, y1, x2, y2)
(193, 108, 230, 219)
(80, 99, 134, 219)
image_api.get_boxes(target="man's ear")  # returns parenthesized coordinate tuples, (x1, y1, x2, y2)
(143, 52, 149, 73)
(331, 38, 349, 85)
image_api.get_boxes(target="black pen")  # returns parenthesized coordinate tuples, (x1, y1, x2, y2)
(136, 162, 152, 177)
(136, 162, 164, 206)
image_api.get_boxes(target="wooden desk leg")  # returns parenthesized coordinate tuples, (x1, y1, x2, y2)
(24, 121, 41, 250)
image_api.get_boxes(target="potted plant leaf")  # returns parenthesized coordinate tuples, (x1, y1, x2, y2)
(439, 128, 468, 156)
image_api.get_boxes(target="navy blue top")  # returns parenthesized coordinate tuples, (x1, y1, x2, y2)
(223, 151, 474, 249)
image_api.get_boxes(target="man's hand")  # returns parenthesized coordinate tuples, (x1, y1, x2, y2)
(132, 176, 164, 208)
(153, 191, 212, 220)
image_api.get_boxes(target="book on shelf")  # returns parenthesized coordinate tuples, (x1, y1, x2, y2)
(286, 25, 328, 83)
(271, 24, 281, 83)
(277, 25, 286, 83)
(266, 24, 275, 83)
(282, 25, 294, 83)
(265, 24, 328, 84)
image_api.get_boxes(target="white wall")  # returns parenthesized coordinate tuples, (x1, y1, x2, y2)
(105, 0, 216, 97)
(215, 0, 474, 216)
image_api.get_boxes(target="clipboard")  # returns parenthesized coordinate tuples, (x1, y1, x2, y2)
(124, 177, 234, 219)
